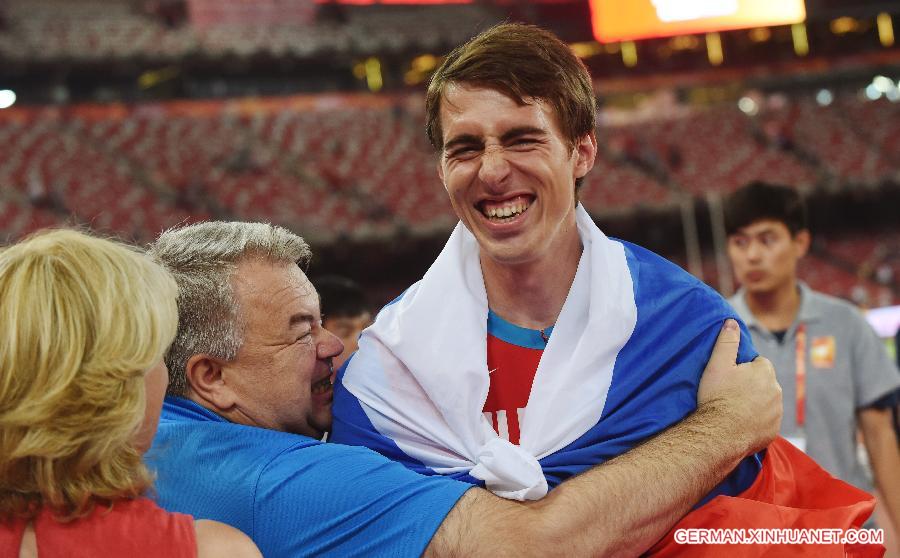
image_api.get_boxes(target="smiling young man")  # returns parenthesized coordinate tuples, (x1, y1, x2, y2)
(334, 20, 769, 488)
(331, 25, 881, 554)
(725, 181, 900, 538)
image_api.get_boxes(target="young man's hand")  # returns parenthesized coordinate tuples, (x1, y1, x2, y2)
(698, 319, 783, 455)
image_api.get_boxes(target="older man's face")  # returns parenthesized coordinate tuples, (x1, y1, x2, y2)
(223, 259, 343, 438)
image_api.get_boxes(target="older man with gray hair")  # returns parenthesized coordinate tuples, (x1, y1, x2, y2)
(150, 221, 335, 438)
(147, 220, 782, 558)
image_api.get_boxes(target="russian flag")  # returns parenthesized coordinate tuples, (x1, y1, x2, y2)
(650, 437, 880, 557)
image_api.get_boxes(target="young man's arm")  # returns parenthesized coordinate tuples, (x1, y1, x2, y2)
(859, 406, 900, 537)
(426, 319, 782, 558)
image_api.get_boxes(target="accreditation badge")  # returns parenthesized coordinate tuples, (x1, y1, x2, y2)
(810, 336, 836, 369)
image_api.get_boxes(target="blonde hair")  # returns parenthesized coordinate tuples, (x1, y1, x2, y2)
(0, 229, 179, 520)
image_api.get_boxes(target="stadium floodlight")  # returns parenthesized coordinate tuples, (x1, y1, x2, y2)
(815, 89, 833, 106)
(886, 88, 900, 103)
(0, 90, 16, 110)
(737, 96, 758, 115)
(864, 83, 882, 101)
(872, 75, 895, 94)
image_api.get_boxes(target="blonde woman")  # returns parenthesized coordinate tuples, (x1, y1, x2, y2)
(0, 230, 260, 558)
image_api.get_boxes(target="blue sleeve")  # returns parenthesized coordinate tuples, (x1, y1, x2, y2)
(252, 442, 471, 558)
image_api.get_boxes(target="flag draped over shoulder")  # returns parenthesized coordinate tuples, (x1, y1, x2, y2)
(331, 205, 879, 554)
(650, 437, 881, 557)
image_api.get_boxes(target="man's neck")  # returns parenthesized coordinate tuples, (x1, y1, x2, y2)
(744, 280, 801, 332)
(481, 236, 583, 330)
(188, 392, 247, 425)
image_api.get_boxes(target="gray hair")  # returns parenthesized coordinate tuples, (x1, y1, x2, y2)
(148, 221, 312, 397)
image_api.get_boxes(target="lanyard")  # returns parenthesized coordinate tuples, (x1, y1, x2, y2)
(795, 323, 807, 427)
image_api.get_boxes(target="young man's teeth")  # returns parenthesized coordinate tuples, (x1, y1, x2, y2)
(486, 202, 528, 219)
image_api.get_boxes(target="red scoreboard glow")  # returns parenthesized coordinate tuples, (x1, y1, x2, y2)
(589, 0, 806, 43)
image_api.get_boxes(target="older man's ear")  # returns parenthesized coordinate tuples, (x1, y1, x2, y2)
(185, 353, 237, 412)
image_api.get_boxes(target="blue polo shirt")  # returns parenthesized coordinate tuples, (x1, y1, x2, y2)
(147, 397, 471, 558)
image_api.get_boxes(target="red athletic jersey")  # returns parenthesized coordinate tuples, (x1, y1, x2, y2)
(483, 312, 550, 445)
(483, 334, 542, 444)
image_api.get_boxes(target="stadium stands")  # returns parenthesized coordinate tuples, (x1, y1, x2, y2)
(1, 0, 192, 61)
(835, 95, 900, 169)
(763, 96, 895, 184)
(811, 232, 900, 306)
(605, 105, 820, 195)
(1, 87, 897, 302)
(0, 0, 501, 61)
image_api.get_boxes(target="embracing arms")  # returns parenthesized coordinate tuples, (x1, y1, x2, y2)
(425, 319, 782, 557)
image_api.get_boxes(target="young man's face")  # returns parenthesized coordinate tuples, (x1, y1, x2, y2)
(727, 219, 810, 295)
(436, 84, 596, 267)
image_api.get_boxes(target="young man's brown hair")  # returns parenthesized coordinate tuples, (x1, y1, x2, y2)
(425, 23, 596, 188)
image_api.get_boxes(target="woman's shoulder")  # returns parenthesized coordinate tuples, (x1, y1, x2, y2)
(194, 519, 261, 558)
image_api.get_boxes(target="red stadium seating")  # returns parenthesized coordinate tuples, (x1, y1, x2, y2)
(764, 95, 895, 184)
(1, 92, 896, 304)
(0, 0, 500, 61)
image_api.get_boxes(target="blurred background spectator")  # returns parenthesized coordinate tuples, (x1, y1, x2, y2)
(314, 274, 372, 370)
